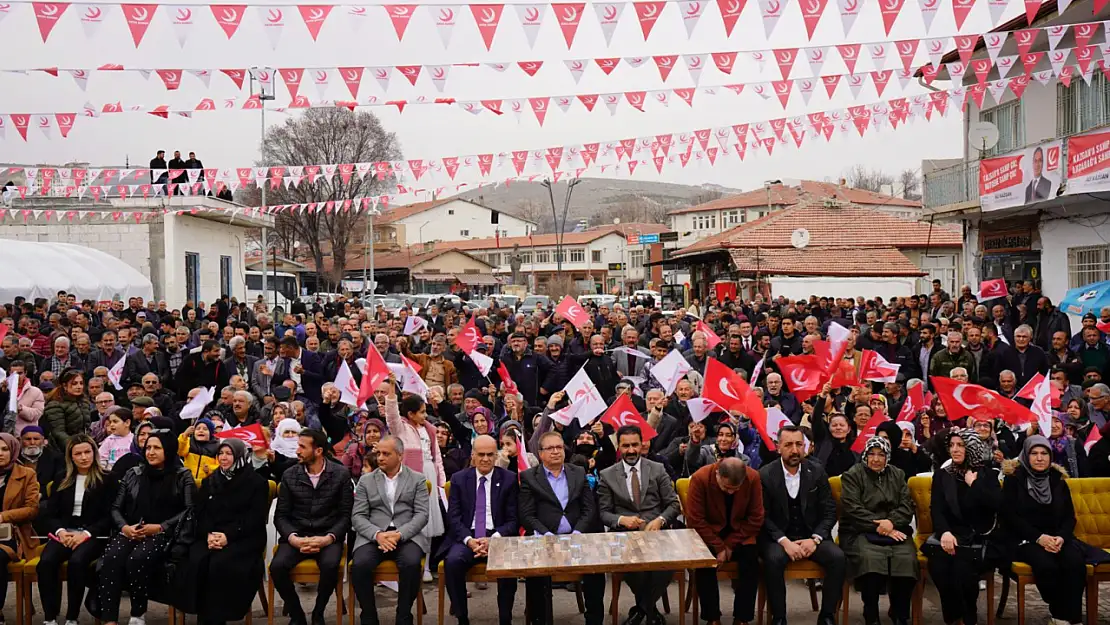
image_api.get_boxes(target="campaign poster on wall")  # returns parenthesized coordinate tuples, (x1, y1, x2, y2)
(1066, 129, 1110, 195)
(979, 139, 1062, 212)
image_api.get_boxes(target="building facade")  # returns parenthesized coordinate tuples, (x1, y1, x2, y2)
(372, 198, 538, 246)
(922, 0, 1110, 313)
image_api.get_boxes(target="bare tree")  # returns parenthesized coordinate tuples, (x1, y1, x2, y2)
(514, 199, 550, 233)
(241, 109, 402, 289)
(844, 165, 895, 193)
(598, 195, 673, 225)
(899, 168, 922, 201)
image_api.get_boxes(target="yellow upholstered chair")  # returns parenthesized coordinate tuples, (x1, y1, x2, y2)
(1067, 478, 1110, 625)
(907, 476, 997, 625)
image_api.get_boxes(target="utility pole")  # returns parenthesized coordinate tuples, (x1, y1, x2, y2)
(541, 178, 581, 274)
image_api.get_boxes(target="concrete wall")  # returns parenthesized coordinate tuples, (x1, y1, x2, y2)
(395, 200, 534, 245)
(415, 251, 491, 273)
(163, 213, 252, 306)
(769, 276, 919, 301)
(1038, 200, 1110, 318)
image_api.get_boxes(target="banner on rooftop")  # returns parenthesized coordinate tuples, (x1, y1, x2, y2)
(978, 138, 1062, 212)
(1065, 128, 1110, 195)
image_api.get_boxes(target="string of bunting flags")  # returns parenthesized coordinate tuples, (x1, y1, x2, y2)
(2, 86, 973, 206)
(1, 0, 1076, 49)
(1, 50, 1103, 141)
(15, 18, 1110, 96)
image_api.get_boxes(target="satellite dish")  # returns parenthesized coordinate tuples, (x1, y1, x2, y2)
(968, 121, 1000, 153)
(791, 228, 811, 249)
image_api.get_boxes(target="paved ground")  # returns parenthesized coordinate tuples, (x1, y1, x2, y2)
(3, 571, 1093, 625)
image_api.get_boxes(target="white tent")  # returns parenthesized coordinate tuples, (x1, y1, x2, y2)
(0, 240, 153, 302)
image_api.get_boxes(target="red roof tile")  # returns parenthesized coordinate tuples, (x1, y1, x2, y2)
(674, 200, 960, 258)
(669, 180, 921, 215)
(729, 247, 926, 277)
(425, 222, 670, 251)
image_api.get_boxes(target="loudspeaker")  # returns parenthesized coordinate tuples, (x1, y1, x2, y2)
(491, 210, 500, 224)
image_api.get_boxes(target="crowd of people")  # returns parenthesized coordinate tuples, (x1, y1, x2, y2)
(0, 280, 1106, 625)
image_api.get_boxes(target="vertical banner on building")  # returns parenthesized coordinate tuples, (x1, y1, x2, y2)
(978, 139, 1062, 211)
(1066, 129, 1110, 195)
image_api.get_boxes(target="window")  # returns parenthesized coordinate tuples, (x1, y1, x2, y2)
(520, 251, 532, 264)
(535, 250, 550, 263)
(487, 253, 500, 267)
(724, 210, 744, 227)
(591, 250, 602, 262)
(448, 209, 455, 215)
(1068, 245, 1110, 288)
(220, 255, 233, 297)
(980, 100, 1024, 156)
(460, 229, 469, 236)
(185, 252, 200, 304)
(555, 250, 566, 263)
(919, 254, 956, 295)
(570, 249, 585, 263)
(1057, 72, 1110, 137)
(629, 249, 645, 269)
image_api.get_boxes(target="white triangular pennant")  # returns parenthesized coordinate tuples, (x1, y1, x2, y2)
(430, 5, 458, 48)
(757, 0, 783, 37)
(167, 5, 196, 48)
(678, 0, 705, 37)
(76, 3, 113, 38)
(515, 4, 546, 48)
(837, 0, 861, 36)
(258, 6, 287, 49)
(564, 59, 587, 83)
(593, 2, 624, 46)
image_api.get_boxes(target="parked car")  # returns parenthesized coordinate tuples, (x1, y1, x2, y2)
(519, 295, 551, 311)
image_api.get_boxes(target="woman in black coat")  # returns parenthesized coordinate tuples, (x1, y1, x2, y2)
(173, 438, 269, 624)
(37, 434, 114, 625)
(926, 429, 1004, 625)
(1002, 435, 1086, 625)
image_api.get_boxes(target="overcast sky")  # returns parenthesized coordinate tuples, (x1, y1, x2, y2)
(0, 1, 1019, 192)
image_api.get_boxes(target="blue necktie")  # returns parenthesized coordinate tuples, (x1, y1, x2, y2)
(474, 476, 488, 539)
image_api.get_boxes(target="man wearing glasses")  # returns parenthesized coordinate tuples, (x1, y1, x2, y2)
(519, 431, 606, 625)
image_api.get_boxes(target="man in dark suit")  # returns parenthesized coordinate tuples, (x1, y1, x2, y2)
(643, 388, 680, 456)
(350, 436, 429, 625)
(1025, 146, 1053, 203)
(271, 335, 325, 406)
(758, 426, 845, 625)
(598, 425, 682, 625)
(442, 435, 518, 625)
(222, 335, 259, 383)
(520, 431, 606, 625)
(686, 458, 764, 625)
(122, 333, 171, 387)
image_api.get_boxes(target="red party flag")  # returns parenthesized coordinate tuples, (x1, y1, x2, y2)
(977, 278, 1009, 301)
(216, 423, 267, 448)
(931, 376, 1036, 426)
(851, 412, 892, 453)
(775, 354, 823, 401)
(497, 361, 518, 394)
(695, 320, 721, 349)
(896, 382, 925, 422)
(554, 295, 591, 330)
(454, 316, 483, 355)
(600, 393, 657, 441)
(357, 345, 391, 407)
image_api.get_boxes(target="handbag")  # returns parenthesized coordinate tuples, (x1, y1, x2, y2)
(923, 535, 987, 563)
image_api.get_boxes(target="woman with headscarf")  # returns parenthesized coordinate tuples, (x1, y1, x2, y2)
(441, 403, 493, 456)
(1046, 412, 1088, 478)
(38, 434, 112, 625)
(178, 415, 220, 486)
(342, 418, 384, 480)
(1001, 435, 1086, 625)
(384, 375, 446, 582)
(109, 421, 154, 482)
(268, 418, 302, 482)
(839, 436, 919, 625)
(436, 422, 469, 477)
(0, 432, 40, 614)
(926, 429, 1004, 625)
(99, 417, 196, 625)
(172, 439, 269, 625)
(876, 421, 931, 480)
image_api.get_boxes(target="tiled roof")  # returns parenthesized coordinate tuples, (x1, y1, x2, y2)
(674, 200, 961, 258)
(729, 247, 926, 277)
(426, 222, 670, 251)
(669, 180, 921, 215)
(373, 198, 456, 224)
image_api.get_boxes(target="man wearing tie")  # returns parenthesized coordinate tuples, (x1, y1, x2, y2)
(350, 436, 429, 625)
(271, 335, 325, 409)
(520, 431, 606, 625)
(442, 435, 518, 625)
(615, 326, 650, 378)
(1025, 146, 1053, 203)
(598, 425, 682, 625)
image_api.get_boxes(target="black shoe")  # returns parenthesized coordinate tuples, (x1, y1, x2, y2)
(865, 618, 882, 625)
(772, 618, 787, 625)
(310, 612, 326, 625)
(620, 607, 646, 625)
(817, 615, 834, 625)
(288, 613, 307, 625)
(891, 618, 909, 625)
(648, 610, 666, 625)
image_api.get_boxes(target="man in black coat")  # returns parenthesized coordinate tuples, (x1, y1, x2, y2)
(271, 429, 353, 625)
(876, 321, 920, 381)
(175, 340, 228, 399)
(149, 150, 167, 191)
(221, 336, 259, 384)
(271, 335, 325, 407)
(717, 334, 757, 378)
(167, 150, 187, 194)
(1034, 297, 1072, 352)
(1011, 324, 1050, 388)
(759, 426, 845, 625)
(500, 332, 551, 408)
(520, 431, 606, 625)
(122, 333, 171, 388)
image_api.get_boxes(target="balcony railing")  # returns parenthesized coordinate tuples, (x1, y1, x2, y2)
(923, 160, 980, 209)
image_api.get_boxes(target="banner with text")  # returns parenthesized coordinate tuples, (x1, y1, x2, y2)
(1066, 129, 1110, 195)
(979, 139, 1062, 212)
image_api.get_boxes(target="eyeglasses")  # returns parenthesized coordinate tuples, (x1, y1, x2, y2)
(540, 446, 564, 453)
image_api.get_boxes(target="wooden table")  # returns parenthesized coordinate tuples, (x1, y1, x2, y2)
(484, 528, 717, 578)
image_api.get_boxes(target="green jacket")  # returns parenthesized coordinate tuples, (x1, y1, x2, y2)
(42, 398, 85, 451)
(929, 347, 978, 382)
(839, 462, 919, 579)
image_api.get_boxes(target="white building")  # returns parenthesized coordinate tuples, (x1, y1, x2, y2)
(0, 195, 272, 306)
(422, 223, 670, 294)
(372, 198, 538, 247)
(668, 180, 922, 248)
(922, 0, 1110, 315)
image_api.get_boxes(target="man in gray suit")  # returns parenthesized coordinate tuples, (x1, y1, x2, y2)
(350, 436, 430, 625)
(614, 326, 651, 378)
(598, 425, 682, 625)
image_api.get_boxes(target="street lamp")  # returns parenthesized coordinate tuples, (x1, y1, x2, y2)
(541, 177, 581, 274)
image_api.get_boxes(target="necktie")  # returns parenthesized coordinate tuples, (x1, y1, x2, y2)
(474, 475, 488, 538)
(630, 467, 641, 510)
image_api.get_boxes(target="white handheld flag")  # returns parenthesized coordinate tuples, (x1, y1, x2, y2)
(5, 371, 16, 415)
(563, 365, 607, 426)
(650, 349, 692, 395)
(179, 386, 215, 420)
(1031, 374, 1054, 438)
(403, 315, 428, 336)
(470, 350, 494, 376)
(107, 355, 125, 390)
(612, 346, 651, 360)
(401, 358, 429, 398)
(686, 397, 721, 423)
(335, 360, 361, 407)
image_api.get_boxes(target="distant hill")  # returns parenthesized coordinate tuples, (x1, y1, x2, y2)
(456, 178, 742, 231)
